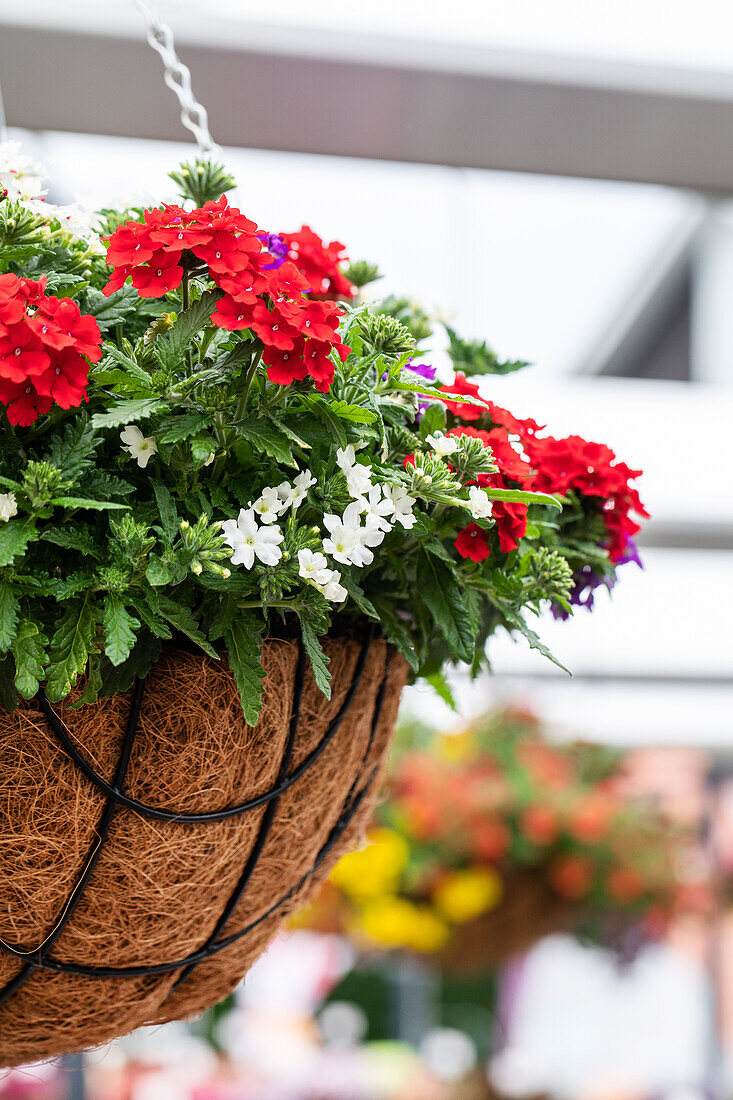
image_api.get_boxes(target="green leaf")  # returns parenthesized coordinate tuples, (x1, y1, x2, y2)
(52, 497, 130, 512)
(151, 481, 178, 540)
(42, 527, 103, 560)
(91, 398, 165, 430)
(93, 344, 153, 389)
(0, 583, 19, 653)
(72, 652, 103, 707)
(445, 325, 529, 377)
(416, 554, 475, 664)
(103, 596, 141, 667)
(300, 616, 331, 699)
(484, 488, 562, 509)
(158, 412, 211, 445)
(372, 600, 420, 672)
(225, 614, 267, 726)
(0, 518, 37, 568)
(12, 619, 48, 698)
(340, 574, 379, 621)
(145, 556, 171, 586)
(425, 670, 457, 711)
(208, 596, 238, 641)
(48, 417, 100, 481)
(156, 594, 218, 659)
(46, 595, 98, 701)
(500, 606, 571, 674)
(84, 285, 138, 331)
(129, 595, 173, 640)
(78, 471, 135, 499)
(328, 400, 376, 425)
(237, 419, 298, 468)
(164, 291, 219, 357)
(99, 634, 163, 698)
(300, 396, 348, 449)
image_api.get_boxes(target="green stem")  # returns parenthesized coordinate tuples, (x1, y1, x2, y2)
(181, 272, 190, 313)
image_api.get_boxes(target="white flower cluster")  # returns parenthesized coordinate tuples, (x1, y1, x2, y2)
(0, 141, 103, 249)
(222, 471, 316, 572)
(221, 448, 418, 606)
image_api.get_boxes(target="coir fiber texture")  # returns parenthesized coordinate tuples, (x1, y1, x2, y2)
(0, 635, 407, 1066)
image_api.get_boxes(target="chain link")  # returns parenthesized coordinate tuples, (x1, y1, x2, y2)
(135, 0, 220, 155)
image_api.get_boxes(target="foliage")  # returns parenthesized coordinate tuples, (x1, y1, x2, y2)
(0, 145, 646, 724)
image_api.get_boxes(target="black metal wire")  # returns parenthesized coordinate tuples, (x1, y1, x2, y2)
(0, 678, 146, 1006)
(33, 635, 372, 824)
(0, 637, 389, 997)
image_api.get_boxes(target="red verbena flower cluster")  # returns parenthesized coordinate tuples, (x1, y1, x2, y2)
(103, 199, 350, 393)
(0, 273, 101, 426)
(522, 433, 648, 562)
(441, 372, 647, 564)
(280, 225, 355, 301)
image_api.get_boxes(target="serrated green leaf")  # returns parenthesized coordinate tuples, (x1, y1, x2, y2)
(425, 670, 457, 711)
(91, 398, 164, 430)
(47, 417, 100, 481)
(129, 595, 173, 640)
(237, 419, 298, 468)
(12, 619, 48, 698)
(299, 616, 331, 699)
(0, 518, 37, 568)
(72, 652, 103, 708)
(0, 583, 19, 653)
(103, 596, 140, 666)
(372, 600, 419, 672)
(151, 481, 178, 540)
(41, 527, 103, 560)
(158, 412, 211, 445)
(328, 400, 376, 425)
(500, 606, 571, 674)
(98, 634, 163, 699)
(416, 554, 475, 664)
(84, 285, 138, 331)
(164, 291, 219, 357)
(46, 595, 98, 701)
(225, 614, 266, 726)
(156, 594, 218, 659)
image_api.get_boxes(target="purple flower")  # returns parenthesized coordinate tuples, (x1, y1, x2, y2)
(616, 536, 643, 569)
(551, 565, 615, 621)
(258, 232, 289, 271)
(405, 361, 437, 383)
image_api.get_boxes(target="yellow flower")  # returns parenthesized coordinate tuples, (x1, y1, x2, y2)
(356, 896, 450, 953)
(437, 730, 472, 762)
(432, 866, 503, 924)
(330, 828, 409, 899)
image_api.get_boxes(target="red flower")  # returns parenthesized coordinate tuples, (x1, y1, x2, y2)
(105, 222, 156, 267)
(0, 379, 53, 426)
(487, 401, 544, 438)
(473, 819, 510, 862)
(491, 500, 527, 553)
(281, 225, 355, 300)
(0, 280, 100, 425)
(0, 323, 50, 381)
(191, 229, 261, 276)
(454, 523, 490, 562)
(607, 867, 644, 904)
(262, 340, 309, 386)
(440, 373, 484, 420)
(249, 303, 300, 351)
(210, 296, 256, 331)
(448, 426, 530, 552)
(130, 250, 184, 298)
(33, 350, 89, 407)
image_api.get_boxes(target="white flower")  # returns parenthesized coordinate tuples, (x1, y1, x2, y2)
(336, 445, 373, 498)
(0, 493, 18, 523)
(120, 425, 158, 468)
(426, 431, 459, 457)
(355, 484, 394, 532)
(203, 452, 215, 467)
(253, 486, 283, 524)
(382, 484, 417, 530)
(468, 486, 493, 520)
(277, 469, 316, 512)
(222, 508, 284, 569)
(322, 510, 359, 565)
(319, 569, 348, 603)
(298, 549, 332, 585)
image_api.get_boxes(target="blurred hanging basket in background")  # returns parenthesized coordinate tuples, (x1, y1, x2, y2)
(298, 707, 703, 972)
(0, 637, 407, 1066)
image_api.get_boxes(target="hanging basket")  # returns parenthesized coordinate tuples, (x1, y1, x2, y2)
(0, 633, 407, 1068)
(434, 873, 575, 974)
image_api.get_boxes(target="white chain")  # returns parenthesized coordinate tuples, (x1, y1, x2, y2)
(135, 0, 220, 155)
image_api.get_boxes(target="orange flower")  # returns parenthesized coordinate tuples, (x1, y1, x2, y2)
(567, 791, 614, 843)
(550, 856, 593, 900)
(521, 804, 559, 846)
